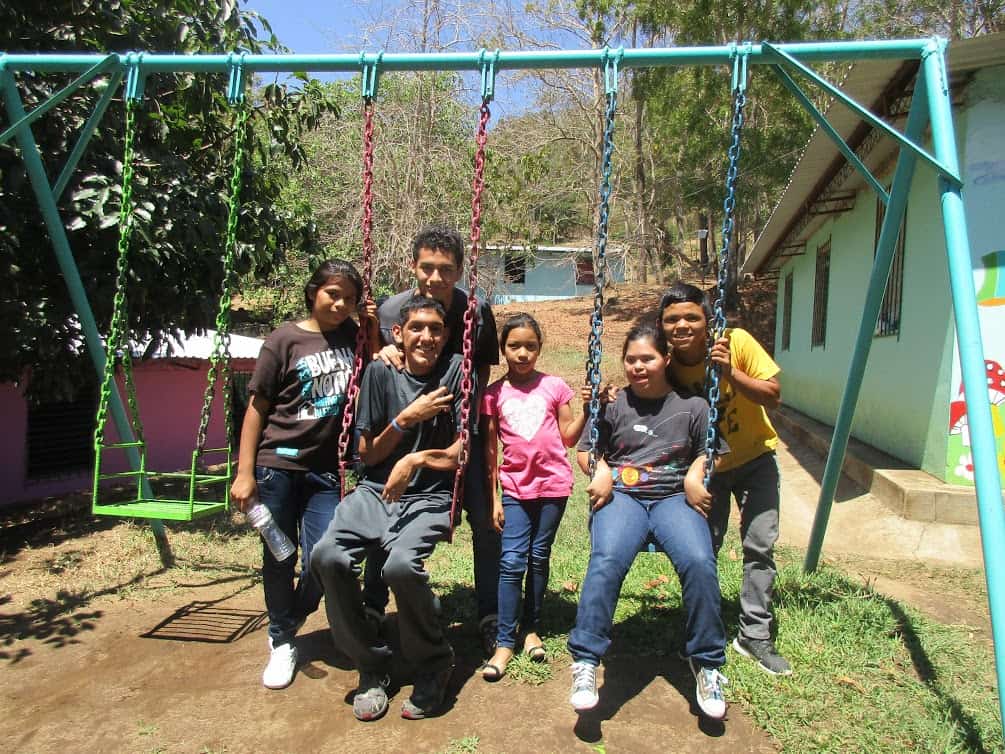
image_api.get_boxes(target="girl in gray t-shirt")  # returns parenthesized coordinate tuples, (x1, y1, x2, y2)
(567, 319, 729, 722)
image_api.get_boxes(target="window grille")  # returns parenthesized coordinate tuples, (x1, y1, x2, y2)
(782, 272, 793, 351)
(575, 255, 595, 285)
(504, 253, 527, 284)
(27, 386, 97, 479)
(812, 240, 830, 347)
(874, 197, 906, 338)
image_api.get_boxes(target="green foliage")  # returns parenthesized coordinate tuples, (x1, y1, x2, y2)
(0, 1, 338, 398)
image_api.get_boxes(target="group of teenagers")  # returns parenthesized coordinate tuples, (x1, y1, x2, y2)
(230, 224, 790, 724)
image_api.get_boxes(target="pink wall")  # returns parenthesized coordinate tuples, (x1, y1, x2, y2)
(0, 359, 254, 508)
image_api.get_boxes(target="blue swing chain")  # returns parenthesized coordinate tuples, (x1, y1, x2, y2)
(703, 47, 748, 488)
(586, 49, 621, 477)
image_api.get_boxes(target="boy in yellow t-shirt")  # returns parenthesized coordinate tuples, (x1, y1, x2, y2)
(660, 282, 791, 676)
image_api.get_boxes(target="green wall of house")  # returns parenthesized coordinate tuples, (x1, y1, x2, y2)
(773, 157, 957, 476)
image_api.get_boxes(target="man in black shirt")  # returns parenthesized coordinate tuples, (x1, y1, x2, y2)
(312, 296, 461, 722)
(370, 225, 501, 654)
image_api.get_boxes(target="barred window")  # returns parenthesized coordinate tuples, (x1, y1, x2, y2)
(575, 255, 595, 285)
(874, 197, 906, 338)
(504, 253, 527, 284)
(27, 386, 97, 479)
(782, 271, 793, 351)
(812, 240, 830, 348)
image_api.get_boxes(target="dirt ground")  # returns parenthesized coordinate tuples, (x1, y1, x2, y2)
(1, 551, 776, 754)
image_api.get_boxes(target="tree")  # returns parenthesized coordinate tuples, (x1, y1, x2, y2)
(0, 0, 338, 398)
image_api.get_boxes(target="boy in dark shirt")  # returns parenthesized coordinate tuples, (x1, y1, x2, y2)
(312, 296, 462, 722)
(370, 225, 501, 653)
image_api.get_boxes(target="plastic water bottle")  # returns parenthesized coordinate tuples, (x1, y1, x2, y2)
(246, 502, 296, 561)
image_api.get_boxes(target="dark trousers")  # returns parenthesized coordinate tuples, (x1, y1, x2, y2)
(709, 451, 780, 641)
(311, 484, 454, 673)
(362, 432, 501, 620)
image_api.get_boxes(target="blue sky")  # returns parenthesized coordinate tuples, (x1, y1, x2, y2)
(240, 0, 582, 113)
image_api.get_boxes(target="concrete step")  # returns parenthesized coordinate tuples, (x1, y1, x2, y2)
(771, 405, 980, 526)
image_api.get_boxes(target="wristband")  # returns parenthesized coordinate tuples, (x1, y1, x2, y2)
(391, 417, 405, 433)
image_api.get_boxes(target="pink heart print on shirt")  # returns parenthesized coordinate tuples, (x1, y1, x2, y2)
(500, 393, 548, 442)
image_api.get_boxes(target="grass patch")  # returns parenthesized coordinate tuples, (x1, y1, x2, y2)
(427, 476, 1003, 753)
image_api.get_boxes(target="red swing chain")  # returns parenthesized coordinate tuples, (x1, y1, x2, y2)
(448, 99, 491, 540)
(338, 97, 377, 497)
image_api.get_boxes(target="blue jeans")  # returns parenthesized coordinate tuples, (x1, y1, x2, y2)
(496, 495, 566, 649)
(363, 432, 501, 620)
(255, 466, 340, 646)
(567, 490, 725, 668)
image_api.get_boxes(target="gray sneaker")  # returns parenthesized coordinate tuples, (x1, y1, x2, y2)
(689, 657, 728, 720)
(401, 663, 454, 720)
(732, 636, 792, 676)
(352, 671, 390, 721)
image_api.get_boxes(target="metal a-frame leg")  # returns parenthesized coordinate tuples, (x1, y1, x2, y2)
(1, 68, 173, 567)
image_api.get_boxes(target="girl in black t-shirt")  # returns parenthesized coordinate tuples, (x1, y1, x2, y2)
(230, 259, 376, 690)
(567, 320, 729, 721)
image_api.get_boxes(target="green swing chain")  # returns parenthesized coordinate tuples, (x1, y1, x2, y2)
(94, 97, 144, 451)
(195, 103, 248, 455)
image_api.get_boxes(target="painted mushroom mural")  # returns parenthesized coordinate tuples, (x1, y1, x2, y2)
(947, 359, 1005, 483)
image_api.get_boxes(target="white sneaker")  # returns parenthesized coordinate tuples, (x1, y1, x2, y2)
(262, 640, 298, 689)
(689, 657, 728, 720)
(569, 660, 599, 711)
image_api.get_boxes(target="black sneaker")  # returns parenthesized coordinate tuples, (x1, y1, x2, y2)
(401, 663, 454, 720)
(352, 671, 390, 721)
(732, 636, 792, 676)
(479, 615, 498, 657)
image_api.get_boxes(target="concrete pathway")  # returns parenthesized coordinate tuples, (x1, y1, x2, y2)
(773, 425, 984, 569)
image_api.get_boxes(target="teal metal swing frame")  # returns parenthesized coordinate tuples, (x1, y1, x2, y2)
(2, 39, 1002, 729)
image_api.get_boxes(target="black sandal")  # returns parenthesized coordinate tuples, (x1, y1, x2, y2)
(525, 644, 546, 662)
(480, 662, 505, 682)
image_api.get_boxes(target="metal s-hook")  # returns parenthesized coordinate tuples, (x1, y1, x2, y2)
(125, 52, 146, 102)
(226, 52, 248, 105)
(602, 46, 624, 96)
(478, 48, 500, 102)
(360, 50, 383, 101)
(730, 41, 752, 95)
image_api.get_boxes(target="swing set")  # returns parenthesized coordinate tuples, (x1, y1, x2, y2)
(2, 40, 1002, 730)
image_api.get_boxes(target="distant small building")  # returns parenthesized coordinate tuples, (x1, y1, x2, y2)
(482, 245, 626, 304)
(0, 330, 262, 508)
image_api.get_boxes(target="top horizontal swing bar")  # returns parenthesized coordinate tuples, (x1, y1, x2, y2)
(0, 39, 933, 74)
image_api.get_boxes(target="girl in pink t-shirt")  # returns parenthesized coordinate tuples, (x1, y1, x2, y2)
(480, 313, 589, 681)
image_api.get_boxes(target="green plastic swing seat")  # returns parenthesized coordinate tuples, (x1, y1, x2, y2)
(92, 441, 231, 521)
(90, 97, 248, 524)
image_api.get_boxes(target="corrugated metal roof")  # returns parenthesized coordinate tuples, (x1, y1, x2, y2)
(135, 329, 263, 360)
(744, 33, 1005, 275)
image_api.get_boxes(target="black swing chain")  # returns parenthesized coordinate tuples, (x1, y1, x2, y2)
(703, 72, 747, 488)
(586, 64, 619, 477)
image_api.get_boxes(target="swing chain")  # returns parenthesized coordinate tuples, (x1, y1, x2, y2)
(95, 97, 144, 448)
(704, 61, 747, 488)
(450, 99, 491, 534)
(195, 103, 248, 454)
(338, 97, 377, 490)
(586, 67, 618, 477)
